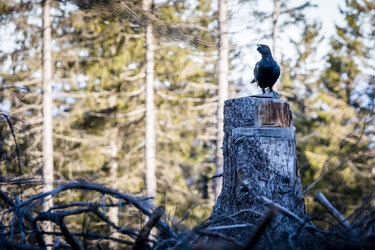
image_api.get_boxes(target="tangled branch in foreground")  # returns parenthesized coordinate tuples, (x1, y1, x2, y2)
(1, 180, 375, 249)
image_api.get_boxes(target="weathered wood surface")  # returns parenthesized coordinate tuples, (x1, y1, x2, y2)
(257, 98, 292, 127)
(223, 96, 292, 133)
(211, 95, 306, 246)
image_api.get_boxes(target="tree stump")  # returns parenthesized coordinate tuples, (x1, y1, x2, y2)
(211, 95, 306, 246)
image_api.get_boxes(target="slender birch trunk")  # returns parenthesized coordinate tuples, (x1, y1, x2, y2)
(143, 0, 156, 203)
(214, 0, 229, 201)
(42, 0, 54, 245)
(272, 0, 280, 91)
(272, 0, 280, 59)
(109, 127, 119, 249)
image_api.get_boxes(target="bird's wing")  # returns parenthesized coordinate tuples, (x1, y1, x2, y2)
(252, 62, 259, 83)
(274, 63, 281, 77)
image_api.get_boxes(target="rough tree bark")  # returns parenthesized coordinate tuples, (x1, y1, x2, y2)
(211, 95, 306, 246)
(215, 0, 229, 201)
(143, 0, 156, 202)
(42, 0, 54, 245)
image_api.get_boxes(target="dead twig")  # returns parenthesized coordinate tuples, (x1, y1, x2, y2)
(0, 113, 22, 181)
(52, 237, 61, 250)
(314, 192, 355, 232)
(244, 207, 277, 250)
(37, 211, 83, 250)
(197, 230, 244, 248)
(0, 239, 42, 250)
(209, 173, 223, 180)
(174, 201, 199, 227)
(3, 181, 177, 239)
(206, 223, 254, 231)
(258, 196, 305, 224)
(0, 190, 46, 248)
(132, 206, 165, 250)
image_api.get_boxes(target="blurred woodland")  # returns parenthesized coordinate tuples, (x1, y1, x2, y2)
(1, 0, 375, 248)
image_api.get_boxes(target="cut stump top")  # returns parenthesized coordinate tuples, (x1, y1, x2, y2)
(224, 96, 292, 134)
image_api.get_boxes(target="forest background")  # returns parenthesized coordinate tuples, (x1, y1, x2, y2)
(0, 0, 375, 242)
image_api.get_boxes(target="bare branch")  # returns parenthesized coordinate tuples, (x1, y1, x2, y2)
(258, 196, 305, 225)
(244, 207, 277, 249)
(133, 206, 165, 250)
(314, 192, 354, 231)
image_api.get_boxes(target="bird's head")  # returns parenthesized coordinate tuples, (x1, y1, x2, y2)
(256, 44, 272, 57)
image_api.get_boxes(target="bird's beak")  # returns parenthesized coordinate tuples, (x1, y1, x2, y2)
(257, 44, 262, 49)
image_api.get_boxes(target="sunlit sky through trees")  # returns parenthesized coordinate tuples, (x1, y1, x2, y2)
(1, 0, 344, 80)
(229, 0, 345, 95)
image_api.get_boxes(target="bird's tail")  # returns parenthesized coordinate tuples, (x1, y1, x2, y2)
(251, 78, 256, 83)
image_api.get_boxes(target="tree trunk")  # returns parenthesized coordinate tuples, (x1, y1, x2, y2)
(42, 0, 54, 245)
(108, 127, 120, 249)
(143, 0, 156, 202)
(215, 0, 229, 202)
(272, 0, 280, 59)
(211, 96, 306, 246)
(272, 0, 280, 92)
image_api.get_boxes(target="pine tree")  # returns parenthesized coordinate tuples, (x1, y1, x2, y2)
(0, 1, 44, 178)
(282, 0, 375, 222)
(280, 20, 324, 188)
(311, 0, 375, 214)
(51, 0, 217, 227)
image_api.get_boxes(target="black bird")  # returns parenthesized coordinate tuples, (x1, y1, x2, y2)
(251, 44, 280, 94)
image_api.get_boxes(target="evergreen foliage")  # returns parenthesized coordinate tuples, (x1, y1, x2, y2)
(1, 0, 375, 242)
(280, 0, 375, 227)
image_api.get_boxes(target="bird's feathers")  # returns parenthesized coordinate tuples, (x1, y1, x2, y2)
(251, 44, 280, 90)
(251, 62, 259, 83)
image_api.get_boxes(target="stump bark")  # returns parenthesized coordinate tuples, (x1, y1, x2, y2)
(211, 95, 306, 245)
